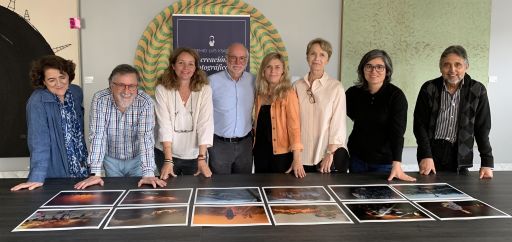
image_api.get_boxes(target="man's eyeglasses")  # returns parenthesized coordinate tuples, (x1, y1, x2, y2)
(306, 87, 315, 104)
(112, 82, 138, 91)
(174, 93, 194, 133)
(363, 64, 386, 73)
(227, 55, 247, 63)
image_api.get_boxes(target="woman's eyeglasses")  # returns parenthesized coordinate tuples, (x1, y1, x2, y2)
(363, 64, 386, 73)
(306, 87, 316, 104)
(174, 93, 194, 133)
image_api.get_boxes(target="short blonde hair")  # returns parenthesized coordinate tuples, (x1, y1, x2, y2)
(306, 38, 333, 60)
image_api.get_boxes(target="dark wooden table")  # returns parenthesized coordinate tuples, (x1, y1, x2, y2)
(2, 172, 511, 242)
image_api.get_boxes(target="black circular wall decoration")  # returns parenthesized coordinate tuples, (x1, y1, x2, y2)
(0, 6, 54, 157)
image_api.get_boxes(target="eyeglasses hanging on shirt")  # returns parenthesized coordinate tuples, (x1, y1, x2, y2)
(306, 87, 316, 104)
(174, 92, 194, 133)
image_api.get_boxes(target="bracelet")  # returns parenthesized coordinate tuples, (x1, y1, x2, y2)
(197, 154, 206, 160)
(163, 159, 174, 164)
(325, 150, 334, 156)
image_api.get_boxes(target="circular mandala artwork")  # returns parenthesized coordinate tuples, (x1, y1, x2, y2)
(134, 0, 287, 95)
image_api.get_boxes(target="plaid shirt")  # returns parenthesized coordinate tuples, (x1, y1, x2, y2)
(87, 88, 155, 176)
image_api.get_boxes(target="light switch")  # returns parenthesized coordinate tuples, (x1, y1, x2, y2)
(84, 76, 94, 84)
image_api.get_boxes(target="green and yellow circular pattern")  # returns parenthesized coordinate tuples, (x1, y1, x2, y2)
(134, 0, 288, 96)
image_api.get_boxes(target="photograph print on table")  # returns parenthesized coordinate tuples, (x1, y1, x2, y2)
(104, 205, 189, 229)
(269, 203, 352, 225)
(263, 186, 334, 204)
(12, 207, 112, 232)
(390, 183, 472, 200)
(194, 187, 263, 204)
(415, 199, 511, 220)
(41, 190, 125, 207)
(191, 204, 271, 226)
(119, 188, 192, 206)
(328, 184, 405, 201)
(344, 201, 434, 223)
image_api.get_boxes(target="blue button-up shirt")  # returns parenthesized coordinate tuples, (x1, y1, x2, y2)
(87, 88, 155, 177)
(208, 70, 255, 138)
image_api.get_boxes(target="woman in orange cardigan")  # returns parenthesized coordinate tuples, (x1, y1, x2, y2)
(253, 52, 305, 178)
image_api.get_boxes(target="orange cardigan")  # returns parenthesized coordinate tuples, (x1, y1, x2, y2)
(254, 89, 303, 154)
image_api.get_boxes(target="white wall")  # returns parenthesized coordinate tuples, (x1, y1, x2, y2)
(243, 0, 342, 79)
(487, 0, 512, 169)
(79, 0, 342, 134)
(2, 0, 510, 174)
(77, 0, 512, 171)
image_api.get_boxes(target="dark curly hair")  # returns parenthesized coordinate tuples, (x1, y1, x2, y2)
(30, 55, 76, 89)
(157, 47, 208, 92)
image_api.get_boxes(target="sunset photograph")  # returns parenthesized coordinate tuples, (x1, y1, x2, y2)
(42, 190, 125, 207)
(192, 204, 271, 226)
(263, 186, 334, 203)
(13, 208, 111, 231)
(270, 203, 352, 225)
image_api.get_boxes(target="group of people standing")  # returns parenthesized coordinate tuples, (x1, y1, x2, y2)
(11, 38, 494, 191)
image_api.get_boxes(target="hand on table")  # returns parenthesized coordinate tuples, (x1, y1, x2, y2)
(388, 161, 416, 182)
(479, 167, 493, 179)
(286, 160, 306, 178)
(11, 181, 43, 191)
(419, 158, 436, 175)
(160, 163, 177, 180)
(138, 176, 167, 188)
(194, 160, 212, 178)
(74, 176, 104, 190)
(318, 155, 333, 173)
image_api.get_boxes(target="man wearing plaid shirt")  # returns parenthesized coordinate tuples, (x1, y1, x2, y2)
(75, 64, 166, 189)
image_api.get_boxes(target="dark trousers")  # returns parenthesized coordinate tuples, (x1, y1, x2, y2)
(208, 134, 253, 174)
(303, 147, 349, 173)
(154, 148, 198, 175)
(254, 151, 293, 173)
(431, 139, 460, 172)
(349, 155, 392, 173)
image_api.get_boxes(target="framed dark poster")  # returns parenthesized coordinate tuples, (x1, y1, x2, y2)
(172, 14, 250, 76)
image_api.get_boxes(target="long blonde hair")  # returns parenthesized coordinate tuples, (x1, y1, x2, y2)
(256, 52, 292, 101)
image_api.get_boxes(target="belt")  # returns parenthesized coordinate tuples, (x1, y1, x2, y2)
(214, 133, 251, 143)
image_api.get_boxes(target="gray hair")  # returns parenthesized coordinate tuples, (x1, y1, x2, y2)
(108, 64, 141, 84)
(439, 45, 469, 68)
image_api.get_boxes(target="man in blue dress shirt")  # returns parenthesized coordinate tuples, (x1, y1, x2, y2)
(208, 43, 255, 174)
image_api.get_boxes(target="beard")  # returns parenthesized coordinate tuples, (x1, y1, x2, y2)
(115, 92, 135, 110)
(444, 77, 463, 86)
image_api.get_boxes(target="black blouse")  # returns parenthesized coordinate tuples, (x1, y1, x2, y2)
(345, 83, 407, 164)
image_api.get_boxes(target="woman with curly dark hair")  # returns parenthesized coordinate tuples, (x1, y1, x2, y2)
(11, 55, 88, 191)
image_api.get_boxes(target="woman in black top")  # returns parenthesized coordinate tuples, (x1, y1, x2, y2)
(345, 49, 416, 181)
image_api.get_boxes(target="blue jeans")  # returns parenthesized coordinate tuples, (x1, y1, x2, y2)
(103, 155, 142, 177)
(349, 155, 392, 173)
